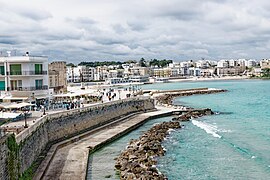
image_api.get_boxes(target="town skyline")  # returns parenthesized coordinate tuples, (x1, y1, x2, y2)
(1, 0, 270, 62)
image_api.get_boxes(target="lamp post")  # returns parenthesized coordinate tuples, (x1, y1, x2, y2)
(118, 89, 121, 100)
(23, 107, 28, 128)
(43, 106, 46, 115)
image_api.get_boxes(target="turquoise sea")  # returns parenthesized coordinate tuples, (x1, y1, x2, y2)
(87, 80, 270, 180)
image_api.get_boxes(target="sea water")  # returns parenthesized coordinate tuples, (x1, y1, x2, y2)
(88, 80, 270, 179)
(86, 116, 173, 180)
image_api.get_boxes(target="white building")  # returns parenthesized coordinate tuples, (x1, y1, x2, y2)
(217, 60, 229, 68)
(237, 59, 248, 67)
(260, 59, 270, 69)
(180, 61, 191, 68)
(94, 66, 109, 81)
(228, 59, 236, 67)
(105, 77, 130, 85)
(188, 67, 201, 76)
(129, 75, 149, 83)
(247, 59, 257, 68)
(0, 52, 49, 103)
(67, 65, 95, 82)
(200, 68, 215, 77)
(108, 69, 123, 78)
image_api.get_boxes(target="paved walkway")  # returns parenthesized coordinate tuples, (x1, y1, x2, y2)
(37, 106, 179, 180)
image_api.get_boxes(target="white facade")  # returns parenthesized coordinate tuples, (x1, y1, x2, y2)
(129, 75, 149, 83)
(217, 60, 229, 68)
(188, 67, 201, 76)
(247, 59, 257, 67)
(105, 77, 130, 85)
(0, 54, 49, 102)
(237, 59, 248, 67)
(260, 59, 270, 69)
(93, 66, 109, 81)
(180, 62, 191, 68)
(67, 66, 95, 82)
(228, 59, 236, 67)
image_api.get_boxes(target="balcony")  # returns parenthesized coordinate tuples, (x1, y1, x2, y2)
(7, 71, 48, 75)
(7, 85, 49, 91)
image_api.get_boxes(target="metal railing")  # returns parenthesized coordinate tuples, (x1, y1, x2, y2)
(7, 85, 49, 91)
(7, 71, 48, 75)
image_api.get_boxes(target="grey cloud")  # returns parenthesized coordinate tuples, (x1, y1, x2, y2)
(0, 36, 18, 45)
(1, 0, 270, 62)
(127, 21, 148, 31)
(112, 24, 127, 34)
(17, 10, 52, 21)
(66, 17, 97, 25)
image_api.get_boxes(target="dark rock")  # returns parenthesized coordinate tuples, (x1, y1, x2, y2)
(115, 121, 181, 179)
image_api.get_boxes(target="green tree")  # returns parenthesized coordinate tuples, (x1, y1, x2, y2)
(139, 58, 147, 67)
(149, 59, 172, 67)
(66, 63, 75, 67)
(262, 68, 270, 78)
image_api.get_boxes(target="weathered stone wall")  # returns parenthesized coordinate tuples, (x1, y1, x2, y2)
(17, 98, 154, 175)
(0, 135, 8, 180)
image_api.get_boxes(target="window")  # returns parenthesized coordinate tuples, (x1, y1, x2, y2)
(0, 66, 4, 75)
(10, 64, 21, 75)
(0, 81, 5, 90)
(35, 79, 43, 90)
(10, 80, 22, 90)
(35, 64, 43, 74)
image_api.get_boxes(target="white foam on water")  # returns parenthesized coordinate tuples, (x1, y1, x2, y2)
(192, 120, 222, 138)
(220, 129, 232, 133)
(168, 128, 175, 134)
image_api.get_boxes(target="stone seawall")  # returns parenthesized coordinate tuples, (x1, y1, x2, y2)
(0, 97, 155, 179)
(0, 135, 8, 180)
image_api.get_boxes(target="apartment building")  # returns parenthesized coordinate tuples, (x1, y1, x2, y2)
(67, 65, 95, 82)
(108, 69, 124, 78)
(48, 61, 67, 94)
(217, 60, 229, 68)
(0, 53, 49, 102)
(130, 67, 150, 76)
(94, 66, 109, 81)
(217, 66, 245, 76)
(260, 59, 270, 69)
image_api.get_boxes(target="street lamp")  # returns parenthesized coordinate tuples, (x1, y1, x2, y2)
(118, 89, 121, 100)
(43, 106, 46, 115)
(23, 107, 28, 128)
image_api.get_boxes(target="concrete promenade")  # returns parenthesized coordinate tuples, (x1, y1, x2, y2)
(36, 106, 180, 180)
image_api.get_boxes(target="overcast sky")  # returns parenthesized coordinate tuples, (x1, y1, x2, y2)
(1, 0, 270, 62)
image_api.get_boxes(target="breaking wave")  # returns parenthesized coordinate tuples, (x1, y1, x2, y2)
(191, 120, 222, 138)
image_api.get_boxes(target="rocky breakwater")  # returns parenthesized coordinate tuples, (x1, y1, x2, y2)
(115, 121, 181, 179)
(156, 89, 228, 105)
(172, 108, 214, 121)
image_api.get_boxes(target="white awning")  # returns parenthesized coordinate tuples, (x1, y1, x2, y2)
(3, 102, 33, 109)
(3, 97, 28, 100)
(53, 91, 97, 98)
(0, 112, 21, 119)
(18, 102, 33, 107)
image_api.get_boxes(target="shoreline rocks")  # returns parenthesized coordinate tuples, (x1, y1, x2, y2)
(114, 89, 227, 179)
(172, 108, 214, 121)
(115, 121, 181, 179)
(156, 89, 227, 105)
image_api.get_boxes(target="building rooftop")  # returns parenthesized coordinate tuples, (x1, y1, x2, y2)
(0, 55, 48, 63)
